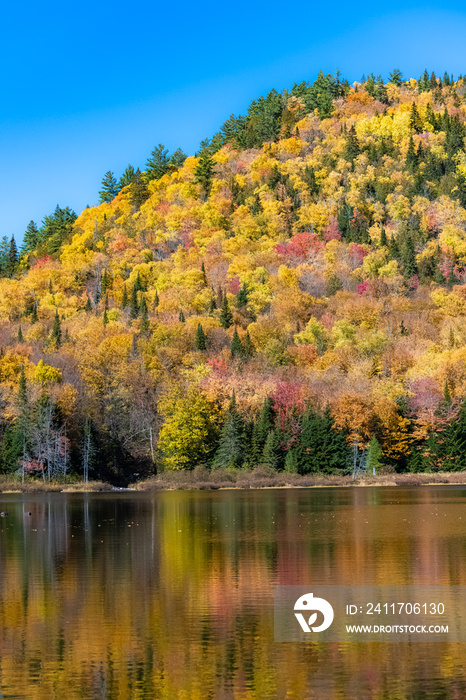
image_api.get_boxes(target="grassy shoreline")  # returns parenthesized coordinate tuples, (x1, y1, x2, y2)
(2, 468, 466, 493)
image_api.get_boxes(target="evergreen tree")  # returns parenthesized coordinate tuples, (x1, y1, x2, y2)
(6, 236, 18, 277)
(170, 148, 188, 168)
(284, 449, 299, 473)
(17, 326, 23, 342)
(401, 236, 417, 277)
(179, 310, 185, 322)
(345, 125, 360, 163)
(195, 323, 207, 351)
(50, 310, 62, 348)
(85, 295, 92, 312)
(154, 289, 159, 307)
(145, 144, 170, 182)
(243, 330, 255, 357)
(140, 295, 149, 334)
(295, 406, 350, 474)
(213, 392, 245, 468)
(208, 296, 217, 313)
(99, 171, 119, 203)
(103, 308, 109, 326)
(30, 303, 38, 324)
(121, 284, 128, 308)
(195, 150, 215, 199)
(118, 164, 136, 190)
(130, 286, 139, 319)
(237, 283, 249, 306)
(0, 236, 9, 276)
(367, 436, 383, 474)
(230, 327, 243, 358)
(201, 262, 207, 285)
(389, 68, 403, 85)
(129, 168, 149, 208)
(219, 297, 233, 328)
(21, 221, 40, 255)
(262, 429, 282, 469)
(101, 269, 111, 294)
(406, 136, 418, 172)
(40, 205, 77, 255)
(380, 228, 388, 247)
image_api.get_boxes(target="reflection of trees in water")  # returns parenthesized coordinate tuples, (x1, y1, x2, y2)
(0, 490, 465, 698)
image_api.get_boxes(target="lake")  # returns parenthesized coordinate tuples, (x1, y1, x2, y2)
(0, 487, 466, 699)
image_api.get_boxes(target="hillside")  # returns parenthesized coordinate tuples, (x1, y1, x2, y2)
(3, 69, 466, 482)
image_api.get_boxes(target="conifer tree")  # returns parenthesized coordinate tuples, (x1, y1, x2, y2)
(237, 283, 249, 307)
(208, 296, 217, 313)
(243, 330, 255, 357)
(130, 286, 139, 319)
(230, 327, 243, 358)
(103, 309, 109, 326)
(50, 310, 62, 348)
(6, 236, 18, 278)
(179, 310, 185, 322)
(213, 392, 245, 468)
(21, 221, 40, 255)
(145, 144, 170, 182)
(195, 150, 215, 199)
(17, 326, 23, 342)
(30, 303, 38, 324)
(99, 171, 119, 203)
(367, 436, 383, 474)
(201, 262, 207, 285)
(154, 289, 159, 307)
(262, 429, 281, 469)
(140, 295, 149, 334)
(129, 168, 149, 208)
(118, 164, 136, 190)
(380, 228, 388, 247)
(85, 295, 92, 312)
(195, 323, 207, 351)
(121, 284, 128, 308)
(220, 297, 233, 328)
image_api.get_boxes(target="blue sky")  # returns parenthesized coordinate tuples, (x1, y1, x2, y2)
(2, 1, 466, 244)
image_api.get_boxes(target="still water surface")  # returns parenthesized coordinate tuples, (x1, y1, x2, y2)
(0, 487, 466, 699)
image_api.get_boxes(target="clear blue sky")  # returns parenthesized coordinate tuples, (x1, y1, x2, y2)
(2, 1, 466, 244)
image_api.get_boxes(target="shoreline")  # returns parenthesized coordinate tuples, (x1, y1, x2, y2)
(2, 471, 466, 493)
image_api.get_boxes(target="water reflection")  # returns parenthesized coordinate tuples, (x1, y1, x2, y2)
(0, 487, 465, 698)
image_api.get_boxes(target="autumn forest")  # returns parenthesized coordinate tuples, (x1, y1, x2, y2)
(3, 68, 466, 483)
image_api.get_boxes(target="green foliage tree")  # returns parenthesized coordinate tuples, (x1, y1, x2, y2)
(21, 221, 40, 255)
(145, 144, 170, 182)
(50, 310, 62, 348)
(219, 297, 233, 328)
(99, 171, 119, 203)
(195, 323, 207, 351)
(118, 165, 136, 190)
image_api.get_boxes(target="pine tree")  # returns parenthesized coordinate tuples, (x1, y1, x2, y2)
(367, 436, 383, 474)
(130, 286, 139, 319)
(195, 150, 215, 199)
(220, 297, 233, 328)
(380, 228, 388, 247)
(169, 148, 188, 168)
(237, 283, 249, 306)
(118, 164, 135, 190)
(30, 303, 38, 324)
(140, 295, 150, 334)
(402, 236, 417, 277)
(243, 330, 255, 357)
(133, 271, 144, 292)
(406, 136, 418, 172)
(262, 430, 281, 470)
(121, 284, 128, 308)
(85, 295, 92, 312)
(101, 269, 110, 294)
(213, 392, 245, 468)
(50, 310, 62, 348)
(17, 326, 23, 342)
(6, 236, 18, 278)
(99, 171, 119, 203)
(179, 310, 185, 322)
(103, 309, 109, 326)
(154, 289, 159, 307)
(21, 221, 40, 255)
(201, 262, 207, 285)
(195, 323, 207, 351)
(0, 236, 9, 276)
(400, 320, 408, 336)
(345, 125, 360, 163)
(145, 144, 170, 182)
(208, 296, 217, 313)
(129, 168, 149, 208)
(284, 449, 299, 473)
(230, 327, 243, 358)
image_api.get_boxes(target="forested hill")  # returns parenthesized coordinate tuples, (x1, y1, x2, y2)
(3, 68, 466, 482)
